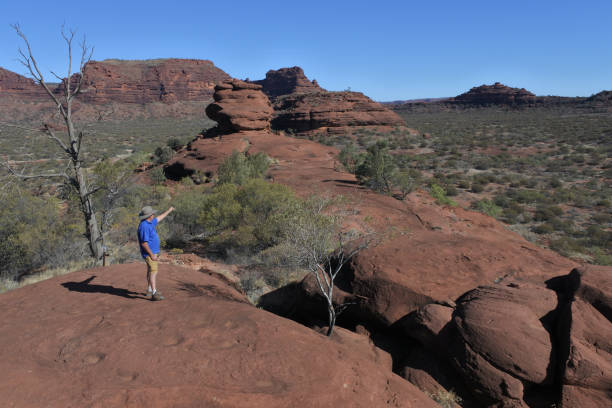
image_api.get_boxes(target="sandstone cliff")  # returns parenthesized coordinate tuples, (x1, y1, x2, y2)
(0, 67, 45, 98)
(67, 58, 230, 104)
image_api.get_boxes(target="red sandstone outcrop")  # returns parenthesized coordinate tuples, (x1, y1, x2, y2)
(454, 82, 536, 106)
(165, 79, 273, 180)
(271, 90, 407, 135)
(250, 67, 406, 135)
(0, 264, 438, 407)
(0, 67, 45, 98)
(252, 66, 323, 98)
(205, 79, 274, 133)
(69, 58, 230, 104)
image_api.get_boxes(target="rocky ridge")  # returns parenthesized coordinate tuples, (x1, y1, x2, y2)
(162, 74, 611, 407)
(252, 67, 407, 136)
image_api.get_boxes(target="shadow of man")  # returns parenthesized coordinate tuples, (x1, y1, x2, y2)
(61, 276, 144, 299)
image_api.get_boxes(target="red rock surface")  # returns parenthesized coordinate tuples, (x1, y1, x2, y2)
(205, 79, 274, 133)
(252, 66, 323, 98)
(0, 67, 45, 98)
(248, 66, 406, 136)
(271, 90, 407, 135)
(72, 59, 230, 104)
(559, 265, 612, 408)
(454, 82, 536, 106)
(0, 264, 438, 407)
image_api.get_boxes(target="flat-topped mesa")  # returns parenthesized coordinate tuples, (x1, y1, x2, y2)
(0, 67, 46, 98)
(205, 79, 274, 134)
(252, 66, 324, 99)
(454, 82, 536, 106)
(63, 58, 230, 104)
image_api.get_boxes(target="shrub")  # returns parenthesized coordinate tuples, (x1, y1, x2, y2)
(149, 167, 166, 185)
(356, 141, 397, 193)
(393, 170, 420, 199)
(154, 145, 174, 164)
(472, 199, 502, 218)
(471, 183, 484, 193)
(534, 205, 563, 221)
(338, 143, 362, 173)
(217, 151, 270, 185)
(167, 137, 183, 151)
(430, 184, 457, 206)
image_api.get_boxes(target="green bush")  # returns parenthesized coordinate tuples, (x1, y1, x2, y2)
(472, 199, 502, 218)
(356, 141, 397, 193)
(534, 205, 563, 221)
(154, 146, 174, 164)
(430, 184, 457, 206)
(338, 143, 362, 173)
(471, 183, 485, 193)
(217, 151, 270, 185)
(173, 179, 299, 253)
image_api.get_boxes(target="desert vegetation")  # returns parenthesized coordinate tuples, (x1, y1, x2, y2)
(323, 107, 611, 265)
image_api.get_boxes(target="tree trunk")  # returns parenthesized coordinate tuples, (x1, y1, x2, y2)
(326, 303, 336, 337)
(75, 163, 103, 260)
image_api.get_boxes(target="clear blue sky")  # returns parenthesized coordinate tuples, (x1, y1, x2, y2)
(1, 0, 611, 101)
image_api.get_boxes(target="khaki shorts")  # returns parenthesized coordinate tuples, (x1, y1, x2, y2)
(145, 256, 158, 275)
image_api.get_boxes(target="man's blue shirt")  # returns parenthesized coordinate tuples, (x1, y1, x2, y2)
(138, 218, 160, 259)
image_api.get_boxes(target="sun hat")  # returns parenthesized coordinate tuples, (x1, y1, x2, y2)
(139, 206, 158, 221)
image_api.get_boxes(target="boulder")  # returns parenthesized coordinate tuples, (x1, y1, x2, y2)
(558, 265, 612, 408)
(205, 79, 274, 133)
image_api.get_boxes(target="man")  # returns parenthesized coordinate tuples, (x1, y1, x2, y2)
(137, 205, 174, 301)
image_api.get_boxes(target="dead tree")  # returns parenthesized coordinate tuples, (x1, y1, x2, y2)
(3, 24, 104, 261)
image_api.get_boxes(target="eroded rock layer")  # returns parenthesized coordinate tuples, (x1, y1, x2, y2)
(0, 67, 45, 98)
(253, 66, 323, 98)
(252, 67, 406, 135)
(73, 58, 230, 104)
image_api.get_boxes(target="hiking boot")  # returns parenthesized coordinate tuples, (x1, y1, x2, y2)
(151, 292, 165, 301)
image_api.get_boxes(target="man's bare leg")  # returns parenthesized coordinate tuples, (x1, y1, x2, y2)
(146, 269, 151, 292)
(151, 271, 157, 293)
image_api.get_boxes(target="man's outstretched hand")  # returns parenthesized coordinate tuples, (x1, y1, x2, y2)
(156, 206, 175, 223)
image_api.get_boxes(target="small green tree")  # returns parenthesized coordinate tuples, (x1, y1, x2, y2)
(356, 141, 397, 193)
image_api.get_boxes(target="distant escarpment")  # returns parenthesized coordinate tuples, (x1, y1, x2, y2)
(252, 67, 407, 136)
(389, 83, 612, 113)
(62, 58, 230, 104)
(0, 67, 45, 98)
(454, 82, 536, 106)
